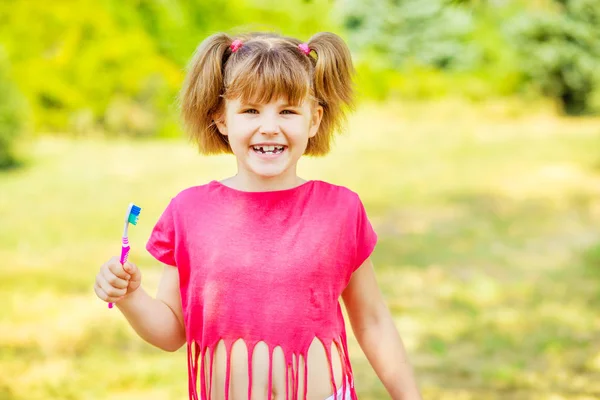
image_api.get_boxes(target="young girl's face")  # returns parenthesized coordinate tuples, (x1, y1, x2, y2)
(215, 97, 323, 181)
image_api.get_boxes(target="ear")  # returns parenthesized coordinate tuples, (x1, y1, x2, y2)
(213, 112, 228, 136)
(308, 104, 323, 138)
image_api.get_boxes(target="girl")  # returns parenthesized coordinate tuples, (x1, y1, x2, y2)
(94, 31, 422, 400)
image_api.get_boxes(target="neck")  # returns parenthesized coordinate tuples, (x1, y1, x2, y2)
(226, 168, 305, 192)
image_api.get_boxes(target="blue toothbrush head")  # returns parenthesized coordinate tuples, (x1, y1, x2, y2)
(126, 203, 142, 225)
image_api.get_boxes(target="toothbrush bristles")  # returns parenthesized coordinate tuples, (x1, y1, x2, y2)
(128, 204, 142, 225)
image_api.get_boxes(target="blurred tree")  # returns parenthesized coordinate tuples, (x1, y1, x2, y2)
(337, 0, 479, 70)
(0, 0, 335, 137)
(507, 0, 600, 114)
(0, 48, 28, 169)
(0, 1, 183, 137)
(334, 0, 522, 100)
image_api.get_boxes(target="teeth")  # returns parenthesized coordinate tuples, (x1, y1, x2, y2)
(252, 145, 284, 152)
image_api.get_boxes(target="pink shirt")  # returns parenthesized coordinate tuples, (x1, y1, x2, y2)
(146, 180, 377, 400)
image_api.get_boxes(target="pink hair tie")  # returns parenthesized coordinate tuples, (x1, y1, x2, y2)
(230, 39, 243, 53)
(298, 43, 311, 55)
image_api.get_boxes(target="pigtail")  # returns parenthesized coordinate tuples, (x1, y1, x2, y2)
(305, 32, 355, 155)
(180, 33, 234, 154)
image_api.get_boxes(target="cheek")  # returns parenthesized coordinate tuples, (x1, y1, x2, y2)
(285, 119, 311, 138)
(227, 119, 253, 141)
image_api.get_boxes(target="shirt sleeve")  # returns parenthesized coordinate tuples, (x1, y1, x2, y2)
(352, 195, 378, 272)
(146, 199, 177, 267)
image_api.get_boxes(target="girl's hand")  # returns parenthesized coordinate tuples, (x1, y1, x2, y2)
(94, 256, 142, 303)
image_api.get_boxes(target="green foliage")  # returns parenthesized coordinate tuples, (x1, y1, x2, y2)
(3, 0, 600, 138)
(338, 0, 524, 100)
(506, 0, 600, 114)
(0, 1, 184, 137)
(339, 0, 479, 70)
(0, 48, 27, 169)
(0, 0, 334, 138)
(339, 0, 600, 113)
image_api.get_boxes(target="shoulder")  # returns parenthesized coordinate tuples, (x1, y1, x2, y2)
(310, 180, 362, 208)
(169, 181, 216, 208)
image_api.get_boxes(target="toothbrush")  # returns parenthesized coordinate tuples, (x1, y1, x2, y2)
(108, 202, 142, 308)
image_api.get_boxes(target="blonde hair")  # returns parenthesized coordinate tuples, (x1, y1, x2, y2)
(180, 31, 354, 156)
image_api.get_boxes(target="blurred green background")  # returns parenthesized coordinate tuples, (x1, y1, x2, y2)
(1, 0, 600, 399)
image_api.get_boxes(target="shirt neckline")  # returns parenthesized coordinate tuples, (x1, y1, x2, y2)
(209, 179, 316, 195)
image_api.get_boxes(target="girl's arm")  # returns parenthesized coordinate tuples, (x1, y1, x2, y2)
(342, 258, 422, 400)
(116, 263, 186, 352)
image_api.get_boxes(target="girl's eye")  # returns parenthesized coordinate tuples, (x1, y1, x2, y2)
(281, 110, 296, 115)
(244, 109, 258, 114)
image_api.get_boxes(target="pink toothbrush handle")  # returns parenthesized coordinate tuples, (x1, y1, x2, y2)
(108, 237, 130, 309)
(119, 236, 130, 264)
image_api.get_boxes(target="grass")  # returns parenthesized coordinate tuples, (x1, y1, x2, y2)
(1, 99, 600, 399)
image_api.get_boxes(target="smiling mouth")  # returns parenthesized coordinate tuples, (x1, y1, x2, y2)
(251, 145, 286, 154)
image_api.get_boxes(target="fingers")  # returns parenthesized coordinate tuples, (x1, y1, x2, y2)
(94, 281, 124, 303)
(95, 257, 142, 304)
(101, 264, 129, 290)
(107, 256, 130, 280)
(96, 271, 127, 298)
(123, 261, 141, 284)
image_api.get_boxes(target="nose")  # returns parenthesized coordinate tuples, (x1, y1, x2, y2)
(258, 114, 280, 135)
